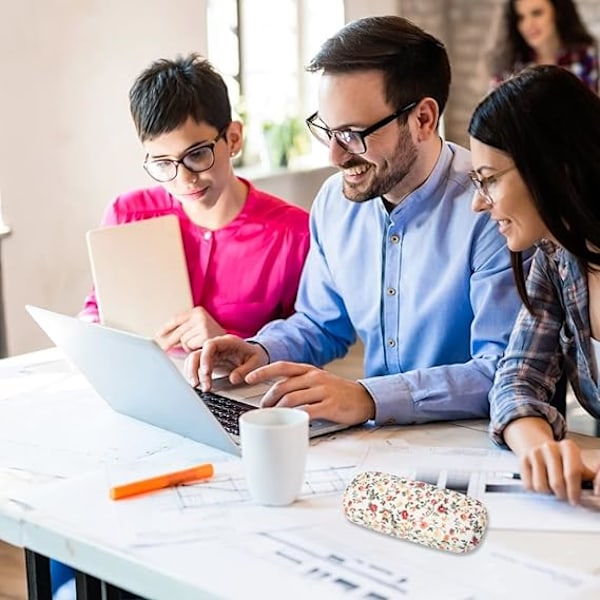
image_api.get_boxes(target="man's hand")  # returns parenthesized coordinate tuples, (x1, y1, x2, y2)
(155, 307, 226, 352)
(185, 335, 269, 390)
(246, 361, 375, 426)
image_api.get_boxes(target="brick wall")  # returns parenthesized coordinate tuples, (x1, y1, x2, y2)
(401, 0, 600, 146)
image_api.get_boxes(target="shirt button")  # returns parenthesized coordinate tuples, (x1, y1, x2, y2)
(203, 231, 212, 240)
(387, 338, 396, 347)
(390, 234, 400, 244)
(559, 265, 568, 280)
(386, 287, 396, 296)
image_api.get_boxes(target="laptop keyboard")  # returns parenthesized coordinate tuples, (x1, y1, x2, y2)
(196, 390, 254, 436)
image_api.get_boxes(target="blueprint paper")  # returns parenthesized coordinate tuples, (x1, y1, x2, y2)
(358, 445, 600, 531)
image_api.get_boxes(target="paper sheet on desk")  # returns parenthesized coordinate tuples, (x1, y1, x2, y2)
(136, 513, 600, 600)
(358, 444, 600, 532)
(10, 447, 237, 546)
(102, 428, 365, 547)
(0, 355, 77, 401)
(0, 383, 222, 478)
(11, 442, 600, 600)
(112, 451, 358, 547)
(13, 446, 359, 548)
(228, 523, 600, 600)
(12, 470, 600, 600)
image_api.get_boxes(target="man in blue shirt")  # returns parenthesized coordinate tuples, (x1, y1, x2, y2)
(188, 15, 525, 427)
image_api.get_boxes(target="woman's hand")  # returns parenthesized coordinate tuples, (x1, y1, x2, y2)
(155, 307, 226, 352)
(518, 438, 600, 505)
(504, 417, 600, 505)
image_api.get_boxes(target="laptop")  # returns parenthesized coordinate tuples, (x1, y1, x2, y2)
(26, 306, 349, 456)
(86, 215, 193, 338)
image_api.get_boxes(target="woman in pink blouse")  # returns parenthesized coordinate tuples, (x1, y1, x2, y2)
(486, 0, 598, 93)
(80, 54, 310, 352)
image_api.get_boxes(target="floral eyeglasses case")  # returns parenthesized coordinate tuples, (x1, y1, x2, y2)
(342, 471, 488, 554)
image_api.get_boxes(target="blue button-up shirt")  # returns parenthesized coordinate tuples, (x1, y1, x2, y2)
(254, 142, 524, 425)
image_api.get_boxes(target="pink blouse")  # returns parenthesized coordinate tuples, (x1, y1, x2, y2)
(81, 178, 310, 339)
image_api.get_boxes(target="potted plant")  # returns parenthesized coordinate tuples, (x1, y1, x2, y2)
(261, 116, 308, 168)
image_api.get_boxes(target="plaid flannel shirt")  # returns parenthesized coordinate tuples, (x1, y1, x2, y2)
(490, 241, 600, 446)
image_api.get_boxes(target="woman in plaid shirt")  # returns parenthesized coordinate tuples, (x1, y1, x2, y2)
(487, 0, 598, 93)
(469, 65, 600, 505)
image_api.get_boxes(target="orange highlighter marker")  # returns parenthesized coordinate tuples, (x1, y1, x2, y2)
(110, 463, 214, 500)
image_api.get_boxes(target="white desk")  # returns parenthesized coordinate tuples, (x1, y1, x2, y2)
(1, 348, 600, 600)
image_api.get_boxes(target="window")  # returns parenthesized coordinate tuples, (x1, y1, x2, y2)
(208, 0, 345, 169)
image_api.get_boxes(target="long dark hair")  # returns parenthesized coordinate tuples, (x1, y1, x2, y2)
(469, 65, 600, 308)
(488, 0, 595, 76)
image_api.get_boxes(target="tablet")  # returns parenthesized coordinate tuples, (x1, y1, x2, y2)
(86, 215, 193, 337)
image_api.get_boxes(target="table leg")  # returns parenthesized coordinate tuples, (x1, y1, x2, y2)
(101, 581, 124, 600)
(24, 550, 52, 600)
(76, 571, 127, 600)
(24, 548, 136, 600)
(75, 571, 102, 600)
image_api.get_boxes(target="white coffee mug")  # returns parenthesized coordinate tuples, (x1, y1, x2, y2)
(239, 407, 309, 506)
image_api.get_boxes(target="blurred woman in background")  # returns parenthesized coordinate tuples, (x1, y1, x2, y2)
(486, 0, 598, 92)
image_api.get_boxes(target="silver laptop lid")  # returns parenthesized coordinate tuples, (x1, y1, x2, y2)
(26, 305, 240, 456)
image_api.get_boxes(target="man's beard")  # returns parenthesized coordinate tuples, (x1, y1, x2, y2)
(341, 134, 418, 203)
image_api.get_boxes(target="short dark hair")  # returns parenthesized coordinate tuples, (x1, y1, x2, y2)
(489, 0, 595, 76)
(469, 65, 600, 307)
(306, 16, 451, 117)
(129, 53, 231, 142)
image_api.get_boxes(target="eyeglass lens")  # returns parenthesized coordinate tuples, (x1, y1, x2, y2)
(470, 165, 515, 205)
(471, 176, 490, 202)
(333, 131, 363, 153)
(310, 125, 363, 153)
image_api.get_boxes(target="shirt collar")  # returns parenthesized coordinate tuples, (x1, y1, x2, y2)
(536, 238, 561, 258)
(379, 140, 451, 215)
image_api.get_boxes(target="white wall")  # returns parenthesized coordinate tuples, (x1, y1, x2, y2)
(251, 166, 336, 211)
(344, 0, 401, 22)
(0, 0, 208, 355)
(0, 0, 397, 356)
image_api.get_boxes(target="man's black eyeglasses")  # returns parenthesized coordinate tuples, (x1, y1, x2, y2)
(305, 101, 417, 155)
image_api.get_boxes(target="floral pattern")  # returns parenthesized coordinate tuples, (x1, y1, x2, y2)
(342, 471, 487, 554)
